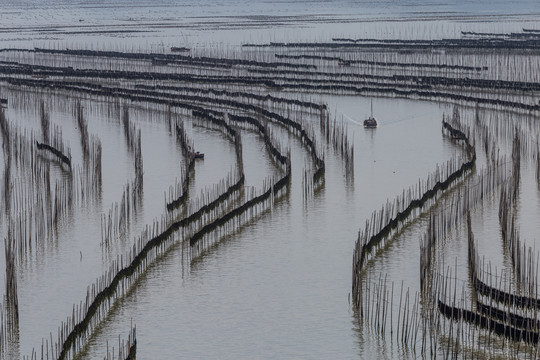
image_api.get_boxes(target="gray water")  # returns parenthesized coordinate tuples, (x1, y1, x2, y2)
(0, 1, 539, 359)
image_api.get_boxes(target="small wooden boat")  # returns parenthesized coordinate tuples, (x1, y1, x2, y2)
(363, 100, 378, 128)
(194, 151, 204, 159)
(363, 116, 377, 128)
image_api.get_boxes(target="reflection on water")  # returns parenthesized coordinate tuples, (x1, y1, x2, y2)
(0, 86, 457, 358)
(0, 1, 539, 359)
(75, 97, 458, 359)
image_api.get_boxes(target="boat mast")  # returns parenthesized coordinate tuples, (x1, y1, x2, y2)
(370, 99, 373, 118)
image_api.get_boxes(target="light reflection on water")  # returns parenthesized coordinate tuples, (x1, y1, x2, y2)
(74, 97, 462, 359)
(0, 2, 539, 359)
(6, 87, 536, 358)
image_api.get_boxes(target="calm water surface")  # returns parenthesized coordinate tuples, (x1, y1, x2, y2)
(0, 1, 539, 359)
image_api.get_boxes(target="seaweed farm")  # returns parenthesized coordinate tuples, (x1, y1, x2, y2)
(1, 1, 540, 359)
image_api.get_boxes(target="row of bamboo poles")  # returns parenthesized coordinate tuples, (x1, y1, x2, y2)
(2, 102, 105, 263)
(373, 101, 540, 358)
(101, 183, 134, 248)
(0, 40, 538, 359)
(430, 213, 540, 358)
(17, 43, 536, 358)
(101, 106, 147, 247)
(165, 119, 197, 211)
(9, 44, 540, 85)
(74, 100, 103, 201)
(37, 100, 71, 170)
(355, 106, 540, 358)
(121, 107, 143, 197)
(0, 97, 106, 356)
(353, 111, 476, 305)
(0, 72, 330, 186)
(25, 74, 313, 358)
(7, 56, 540, 115)
(320, 110, 354, 181)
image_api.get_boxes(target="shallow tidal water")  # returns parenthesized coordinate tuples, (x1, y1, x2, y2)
(0, 1, 539, 359)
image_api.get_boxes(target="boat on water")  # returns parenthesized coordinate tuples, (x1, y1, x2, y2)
(363, 100, 378, 128)
(194, 151, 204, 159)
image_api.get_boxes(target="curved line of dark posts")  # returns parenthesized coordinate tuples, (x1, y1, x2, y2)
(247, 69, 434, 91)
(202, 103, 322, 181)
(457, 189, 540, 347)
(437, 300, 539, 344)
(189, 112, 291, 248)
(189, 171, 290, 247)
(474, 277, 540, 310)
(0, 63, 280, 89)
(228, 114, 289, 166)
(246, 67, 540, 93)
(41, 81, 299, 358)
(463, 138, 540, 311)
(274, 53, 487, 72)
(353, 117, 476, 306)
(7, 58, 540, 94)
(0, 74, 325, 181)
(0, 108, 10, 148)
(0, 55, 533, 97)
(4, 61, 540, 112)
(165, 123, 197, 211)
(35, 141, 71, 168)
(25, 47, 318, 70)
(3, 48, 540, 95)
(58, 183, 247, 358)
(56, 125, 288, 359)
(246, 35, 540, 51)
(475, 300, 540, 330)
(441, 119, 475, 155)
(166, 108, 247, 213)
(0, 75, 321, 153)
(468, 211, 540, 309)
(418, 188, 540, 355)
(56, 133, 246, 359)
(134, 84, 326, 112)
(191, 110, 292, 181)
(5, 45, 525, 357)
